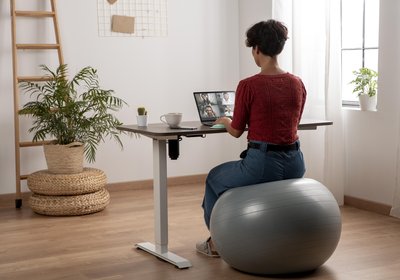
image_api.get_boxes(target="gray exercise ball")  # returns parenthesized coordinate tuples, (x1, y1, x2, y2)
(210, 178, 341, 275)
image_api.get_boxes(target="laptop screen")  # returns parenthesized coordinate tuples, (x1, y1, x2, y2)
(193, 91, 235, 124)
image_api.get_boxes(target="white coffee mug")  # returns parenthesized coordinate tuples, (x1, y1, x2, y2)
(160, 113, 182, 128)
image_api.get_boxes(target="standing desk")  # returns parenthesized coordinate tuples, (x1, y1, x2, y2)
(117, 119, 333, 269)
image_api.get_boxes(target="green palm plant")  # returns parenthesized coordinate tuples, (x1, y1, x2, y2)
(19, 64, 127, 163)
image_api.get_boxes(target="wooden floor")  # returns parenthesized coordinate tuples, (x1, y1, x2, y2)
(1, 183, 400, 280)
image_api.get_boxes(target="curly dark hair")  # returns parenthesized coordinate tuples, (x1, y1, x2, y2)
(245, 20, 288, 57)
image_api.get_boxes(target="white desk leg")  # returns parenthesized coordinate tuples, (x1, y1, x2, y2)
(135, 139, 192, 269)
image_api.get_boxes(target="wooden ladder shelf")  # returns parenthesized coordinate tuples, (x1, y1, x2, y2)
(10, 0, 64, 208)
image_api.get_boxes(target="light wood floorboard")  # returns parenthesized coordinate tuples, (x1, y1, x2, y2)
(1, 183, 400, 280)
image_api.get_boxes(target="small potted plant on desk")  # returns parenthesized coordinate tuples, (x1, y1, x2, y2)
(137, 106, 148, 127)
(19, 64, 128, 173)
(350, 67, 378, 111)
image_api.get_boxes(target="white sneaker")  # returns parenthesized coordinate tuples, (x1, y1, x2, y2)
(196, 237, 220, 257)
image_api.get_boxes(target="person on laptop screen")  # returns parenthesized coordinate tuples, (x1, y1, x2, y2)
(202, 105, 217, 118)
(221, 91, 235, 105)
(196, 20, 307, 257)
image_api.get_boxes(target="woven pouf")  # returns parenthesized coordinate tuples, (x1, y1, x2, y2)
(27, 168, 107, 195)
(29, 188, 110, 216)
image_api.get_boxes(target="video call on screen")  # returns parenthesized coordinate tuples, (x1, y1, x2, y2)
(195, 91, 235, 121)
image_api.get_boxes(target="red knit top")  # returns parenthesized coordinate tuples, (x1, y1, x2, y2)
(231, 73, 306, 145)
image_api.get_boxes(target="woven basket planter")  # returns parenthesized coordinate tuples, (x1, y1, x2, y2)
(27, 168, 107, 195)
(29, 188, 110, 216)
(43, 142, 84, 174)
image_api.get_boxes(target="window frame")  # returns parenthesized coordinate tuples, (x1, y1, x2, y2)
(341, 0, 379, 107)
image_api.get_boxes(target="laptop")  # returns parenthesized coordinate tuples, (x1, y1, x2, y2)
(193, 91, 235, 126)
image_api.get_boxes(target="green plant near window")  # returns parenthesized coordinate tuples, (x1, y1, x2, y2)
(350, 67, 378, 97)
(18, 64, 127, 163)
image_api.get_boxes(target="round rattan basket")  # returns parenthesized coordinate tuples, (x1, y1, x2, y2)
(29, 188, 110, 216)
(43, 141, 84, 174)
(27, 168, 107, 195)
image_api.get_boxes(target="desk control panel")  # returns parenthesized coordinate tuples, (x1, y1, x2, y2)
(168, 138, 181, 160)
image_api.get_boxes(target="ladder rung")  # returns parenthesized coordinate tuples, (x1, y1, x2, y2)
(15, 11, 55, 17)
(20, 175, 28, 180)
(20, 140, 53, 148)
(17, 76, 54, 82)
(16, 44, 60, 50)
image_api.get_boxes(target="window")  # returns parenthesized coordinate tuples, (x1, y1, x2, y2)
(341, 0, 379, 106)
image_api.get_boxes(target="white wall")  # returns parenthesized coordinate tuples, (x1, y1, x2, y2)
(4, 0, 398, 209)
(0, 0, 242, 195)
(343, 0, 400, 206)
(238, 0, 272, 79)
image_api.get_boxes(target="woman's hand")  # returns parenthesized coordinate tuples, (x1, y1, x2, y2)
(214, 117, 230, 126)
(215, 117, 244, 138)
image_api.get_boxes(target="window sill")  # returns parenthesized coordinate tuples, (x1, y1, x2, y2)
(342, 105, 378, 112)
(342, 104, 359, 110)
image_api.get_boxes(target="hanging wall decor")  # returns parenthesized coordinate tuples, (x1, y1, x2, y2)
(98, 0, 168, 37)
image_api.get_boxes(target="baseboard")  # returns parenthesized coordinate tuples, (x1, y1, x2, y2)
(390, 207, 400, 218)
(344, 195, 392, 216)
(0, 192, 31, 209)
(2, 179, 394, 217)
(106, 173, 207, 191)
(0, 174, 207, 208)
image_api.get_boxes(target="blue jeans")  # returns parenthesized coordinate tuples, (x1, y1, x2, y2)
(202, 141, 305, 229)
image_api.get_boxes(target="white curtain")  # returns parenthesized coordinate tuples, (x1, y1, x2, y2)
(273, 0, 345, 204)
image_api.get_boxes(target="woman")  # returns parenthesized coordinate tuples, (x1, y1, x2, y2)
(196, 20, 307, 257)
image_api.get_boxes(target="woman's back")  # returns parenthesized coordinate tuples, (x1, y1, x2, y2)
(231, 73, 306, 145)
